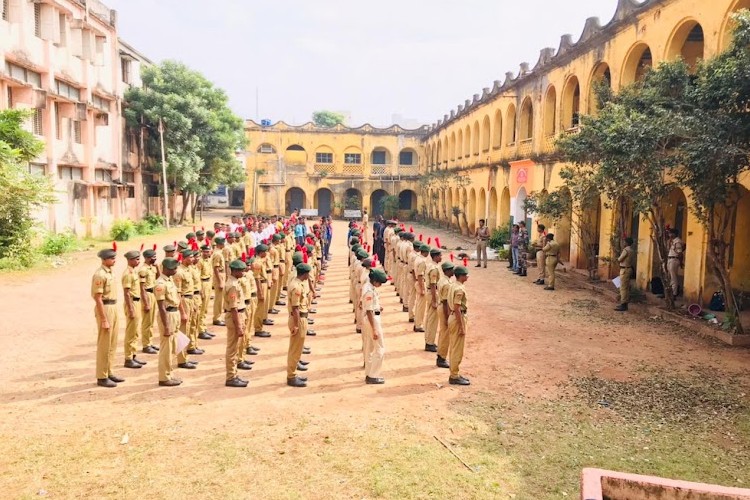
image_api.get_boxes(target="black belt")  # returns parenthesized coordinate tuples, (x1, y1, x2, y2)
(668, 256, 679, 259)
(266, 270, 272, 274)
(145, 287, 154, 293)
(193, 291, 201, 295)
(166, 306, 178, 312)
(103, 299, 116, 305)
(251, 292, 257, 297)
(201, 278, 210, 282)
(299, 312, 309, 318)
(374, 311, 381, 316)
(131, 297, 140, 302)
(273, 265, 279, 268)
(620, 266, 630, 268)
(245, 299, 251, 305)
(546, 255, 558, 258)
(182, 295, 192, 298)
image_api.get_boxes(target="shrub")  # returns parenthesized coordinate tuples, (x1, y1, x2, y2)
(40, 231, 77, 256)
(110, 219, 136, 241)
(497, 248, 510, 261)
(144, 214, 165, 228)
(134, 221, 155, 235)
(489, 223, 511, 250)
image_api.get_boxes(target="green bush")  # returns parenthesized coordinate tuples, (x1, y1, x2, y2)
(134, 221, 155, 235)
(40, 231, 77, 256)
(497, 248, 510, 261)
(144, 214, 165, 228)
(489, 223, 511, 250)
(0, 240, 35, 270)
(110, 219, 136, 241)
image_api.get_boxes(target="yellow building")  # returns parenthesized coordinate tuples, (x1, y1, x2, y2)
(245, 0, 750, 307)
(244, 120, 424, 219)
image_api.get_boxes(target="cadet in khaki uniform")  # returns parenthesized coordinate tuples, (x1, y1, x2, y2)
(423, 248, 443, 352)
(212, 237, 227, 326)
(413, 244, 430, 333)
(159, 244, 176, 274)
(287, 263, 311, 388)
(275, 233, 288, 305)
(187, 250, 205, 354)
(223, 235, 236, 281)
(253, 244, 273, 337)
(407, 240, 421, 322)
(447, 266, 470, 386)
(225, 260, 249, 388)
(363, 269, 388, 384)
(235, 262, 254, 373)
(122, 250, 146, 369)
(355, 253, 373, 335)
(241, 259, 260, 358)
(264, 243, 280, 320)
(92, 248, 123, 388)
(197, 245, 215, 339)
(533, 224, 547, 285)
(615, 237, 635, 312)
(175, 250, 197, 370)
(139, 248, 160, 354)
(155, 258, 183, 387)
(269, 234, 283, 308)
(542, 233, 560, 291)
(435, 262, 455, 368)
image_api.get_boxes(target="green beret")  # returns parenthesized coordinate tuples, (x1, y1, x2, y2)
(351, 229, 361, 236)
(349, 237, 360, 246)
(177, 241, 189, 250)
(200, 244, 211, 251)
(441, 262, 455, 271)
(362, 258, 373, 268)
(405, 233, 415, 241)
(292, 252, 303, 265)
(214, 236, 226, 245)
(351, 244, 362, 253)
(196, 230, 205, 236)
(229, 259, 247, 271)
(192, 250, 200, 257)
(356, 249, 369, 259)
(206, 230, 215, 238)
(124, 250, 140, 260)
(255, 244, 269, 253)
(394, 228, 403, 234)
(162, 258, 179, 270)
(97, 248, 116, 259)
(420, 244, 430, 253)
(454, 266, 469, 277)
(143, 249, 157, 258)
(163, 245, 176, 253)
(412, 241, 421, 249)
(272, 234, 282, 241)
(305, 244, 315, 254)
(430, 248, 442, 256)
(180, 249, 193, 258)
(186, 232, 196, 239)
(277, 232, 286, 238)
(370, 269, 388, 283)
(296, 263, 312, 274)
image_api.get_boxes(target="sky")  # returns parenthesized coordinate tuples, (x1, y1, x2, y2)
(107, 0, 621, 128)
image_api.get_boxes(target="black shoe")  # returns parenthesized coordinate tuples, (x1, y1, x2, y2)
(424, 344, 437, 352)
(299, 359, 310, 366)
(226, 377, 248, 388)
(237, 361, 253, 370)
(133, 357, 147, 365)
(356, 328, 362, 334)
(159, 379, 182, 387)
(409, 318, 415, 323)
(309, 309, 317, 314)
(544, 287, 555, 291)
(124, 359, 142, 369)
(296, 362, 308, 371)
(263, 319, 274, 326)
(365, 376, 385, 385)
(254, 331, 271, 338)
(449, 376, 471, 386)
(297, 376, 308, 382)
(475, 264, 481, 268)
(306, 330, 317, 336)
(198, 332, 212, 340)
(142, 346, 159, 354)
(246, 347, 258, 355)
(187, 348, 205, 355)
(303, 347, 311, 355)
(312, 301, 318, 305)
(97, 378, 117, 388)
(436, 357, 450, 369)
(614, 303, 629, 311)
(178, 363, 197, 370)
(534, 280, 545, 285)
(206, 332, 216, 338)
(275, 301, 286, 306)
(415, 327, 425, 333)
(213, 320, 226, 326)
(250, 346, 260, 352)
(287, 377, 307, 387)
(402, 306, 409, 312)
(307, 318, 314, 325)
(269, 309, 280, 314)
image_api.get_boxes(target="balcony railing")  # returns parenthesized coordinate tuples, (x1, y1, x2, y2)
(518, 138, 533, 158)
(342, 163, 364, 175)
(370, 163, 391, 176)
(314, 163, 335, 174)
(565, 126, 581, 135)
(398, 164, 419, 176)
(544, 135, 557, 153)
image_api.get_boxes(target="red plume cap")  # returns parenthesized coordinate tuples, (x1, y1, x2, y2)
(463, 257, 468, 267)
(409, 226, 414, 233)
(419, 234, 423, 242)
(248, 248, 255, 258)
(177, 253, 183, 263)
(436, 237, 441, 248)
(112, 241, 117, 251)
(153, 244, 157, 251)
(427, 237, 432, 245)
(450, 253, 454, 262)
(303, 253, 308, 264)
(241, 252, 247, 262)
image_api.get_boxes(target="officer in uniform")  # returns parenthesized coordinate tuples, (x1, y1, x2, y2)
(139, 248, 160, 354)
(435, 262, 455, 368)
(212, 236, 227, 326)
(413, 243, 430, 333)
(155, 257, 183, 387)
(515, 222, 529, 277)
(424, 248, 443, 352)
(175, 250, 197, 370)
(241, 257, 260, 358)
(225, 260, 249, 388)
(160, 244, 176, 274)
(475, 219, 490, 268)
(197, 244, 215, 339)
(447, 266, 470, 386)
(253, 244, 273, 337)
(269, 233, 283, 308)
(542, 233, 560, 291)
(92, 248, 123, 387)
(406, 238, 420, 323)
(615, 237, 635, 311)
(533, 224, 547, 285)
(187, 250, 205, 354)
(122, 250, 146, 369)
(287, 263, 311, 388)
(667, 228, 684, 300)
(363, 268, 388, 384)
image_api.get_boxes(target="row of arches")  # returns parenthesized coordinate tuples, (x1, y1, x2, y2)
(284, 187, 417, 217)
(256, 144, 418, 166)
(425, 16, 711, 168)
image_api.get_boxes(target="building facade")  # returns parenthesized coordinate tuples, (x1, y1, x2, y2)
(244, 120, 425, 219)
(244, 0, 750, 307)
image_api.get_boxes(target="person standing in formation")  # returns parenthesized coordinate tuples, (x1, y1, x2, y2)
(287, 263, 311, 388)
(423, 248, 443, 353)
(139, 248, 160, 355)
(447, 266, 471, 386)
(122, 250, 146, 370)
(224, 260, 249, 388)
(413, 243, 430, 334)
(155, 257, 183, 387)
(92, 247, 123, 388)
(475, 219, 490, 268)
(509, 224, 520, 271)
(175, 250, 197, 370)
(533, 224, 547, 285)
(435, 261, 455, 369)
(211, 237, 227, 326)
(197, 245, 215, 340)
(362, 269, 388, 384)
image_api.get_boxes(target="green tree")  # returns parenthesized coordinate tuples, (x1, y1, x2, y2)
(380, 195, 400, 219)
(312, 110, 346, 128)
(124, 61, 245, 223)
(0, 109, 54, 266)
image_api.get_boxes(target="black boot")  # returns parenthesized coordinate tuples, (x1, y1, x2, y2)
(614, 303, 628, 312)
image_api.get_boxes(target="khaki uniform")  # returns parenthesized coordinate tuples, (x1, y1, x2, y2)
(154, 275, 180, 382)
(241, 269, 258, 355)
(436, 274, 454, 360)
(356, 264, 369, 331)
(362, 281, 385, 379)
(252, 257, 269, 332)
(222, 246, 235, 280)
(224, 275, 246, 381)
(667, 237, 684, 297)
(407, 250, 419, 320)
(269, 245, 281, 308)
(447, 282, 468, 380)
(174, 265, 194, 364)
(188, 264, 202, 349)
(476, 226, 490, 267)
(542, 240, 561, 288)
(287, 277, 308, 379)
(211, 248, 226, 322)
(618, 245, 635, 304)
(197, 257, 212, 332)
(121, 265, 142, 361)
(139, 263, 158, 348)
(92, 265, 119, 380)
(424, 262, 441, 346)
(535, 233, 547, 279)
(414, 255, 428, 328)
(383, 227, 394, 273)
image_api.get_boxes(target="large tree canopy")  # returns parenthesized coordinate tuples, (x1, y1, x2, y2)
(312, 110, 346, 128)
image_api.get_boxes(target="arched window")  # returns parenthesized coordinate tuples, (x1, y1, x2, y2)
(519, 98, 533, 141)
(257, 143, 276, 154)
(492, 109, 503, 149)
(622, 43, 653, 85)
(543, 86, 556, 137)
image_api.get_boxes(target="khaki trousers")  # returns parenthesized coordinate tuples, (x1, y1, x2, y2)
(436, 307, 450, 359)
(414, 283, 427, 328)
(177, 297, 192, 364)
(212, 278, 224, 323)
(424, 300, 439, 345)
(619, 267, 633, 304)
(225, 311, 246, 381)
(158, 311, 180, 382)
(667, 258, 680, 296)
(188, 295, 201, 349)
(476, 240, 488, 266)
(123, 301, 142, 360)
(408, 276, 417, 320)
(199, 281, 211, 331)
(545, 256, 558, 288)
(254, 282, 269, 332)
(95, 304, 119, 380)
(536, 251, 547, 279)
(287, 314, 308, 379)
(269, 270, 281, 311)
(141, 291, 156, 348)
(240, 299, 257, 358)
(364, 316, 385, 379)
(447, 314, 468, 380)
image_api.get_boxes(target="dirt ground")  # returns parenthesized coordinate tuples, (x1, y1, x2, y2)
(1, 215, 750, 499)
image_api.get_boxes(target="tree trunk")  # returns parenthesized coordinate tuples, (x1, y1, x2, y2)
(647, 206, 675, 310)
(707, 205, 745, 334)
(190, 192, 198, 222)
(179, 191, 190, 225)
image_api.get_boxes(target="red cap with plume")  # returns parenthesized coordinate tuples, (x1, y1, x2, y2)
(140, 243, 144, 252)
(427, 237, 432, 245)
(418, 234, 423, 242)
(248, 248, 256, 258)
(296, 245, 303, 252)
(177, 253, 183, 263)
(112, 241, 117, 251)
(241, 252, 247, 262)
(192, 241, 199, 251)
(450, 252, 454, 262)
(409, 226, 414, 233)
(435, 237, 441, 249)
(372, 254, 378, 266)
(463, 257, 468, 267)
(153, 244, 157, 251)
(303, 252, 309, 264)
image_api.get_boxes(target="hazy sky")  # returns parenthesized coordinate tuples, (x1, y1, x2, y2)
(107, 0, 620, 127)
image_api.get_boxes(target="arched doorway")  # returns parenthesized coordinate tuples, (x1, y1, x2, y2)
(286, 187, 306, 214)
(344, 188, 362, 210)
(489, 187, 498, 228)
(370, 189, 389, 216)
(468, 188, 477, 233)
(589, 62, 612, 115)
(500, 187, 511, 227)
(478, 188, 487, 224)
(314, 188, 333, 217)
(562, 76, 581, 130)
(398, 189, 417, 213)
(513, 187, 527, 226)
